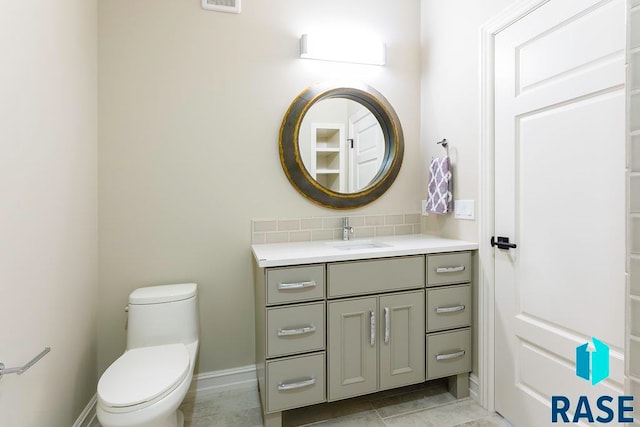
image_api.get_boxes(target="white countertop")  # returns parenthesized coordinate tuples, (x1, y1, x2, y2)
(251, 234, 478, 268)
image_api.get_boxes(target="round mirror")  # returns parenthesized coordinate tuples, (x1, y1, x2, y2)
(280, 82, 404, 209)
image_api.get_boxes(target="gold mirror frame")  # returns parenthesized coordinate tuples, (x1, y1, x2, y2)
(279, 82, 404, 209)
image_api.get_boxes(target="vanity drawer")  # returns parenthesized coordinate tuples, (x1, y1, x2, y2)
(426, 284, 471, 332)
(266, 302, 325, 358)
(327, 256, 425, 298)
(426, 328, 471, 380)
(267, 265, 325, 305)
(266, 352, 326, 413)
(427, 252, 471, 286)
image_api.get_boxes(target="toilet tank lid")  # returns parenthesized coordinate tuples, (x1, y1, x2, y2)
(129, 283, 197, 305)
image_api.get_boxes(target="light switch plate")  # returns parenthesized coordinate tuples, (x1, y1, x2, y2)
(454, 200, 475, 220)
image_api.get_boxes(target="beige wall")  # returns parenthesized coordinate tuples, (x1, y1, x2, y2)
(420, 0, 516, 242)
(420, 0, 516, 377)
(98, 0, 421, 375)
(0, 1, 98, 425)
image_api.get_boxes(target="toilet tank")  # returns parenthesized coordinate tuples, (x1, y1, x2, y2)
(126, 283, 199, 349)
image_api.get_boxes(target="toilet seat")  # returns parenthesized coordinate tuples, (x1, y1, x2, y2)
(98, 343, 190, 412)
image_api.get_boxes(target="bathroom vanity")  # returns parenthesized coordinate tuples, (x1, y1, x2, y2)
(252, 234, 478, 427)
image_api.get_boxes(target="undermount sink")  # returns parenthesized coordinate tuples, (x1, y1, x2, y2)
(327, 240, 391, 251)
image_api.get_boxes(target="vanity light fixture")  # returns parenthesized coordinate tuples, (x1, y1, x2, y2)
(300, 33, 386, 66)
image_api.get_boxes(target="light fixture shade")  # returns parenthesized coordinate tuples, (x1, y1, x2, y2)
(300, 33, 386, 66)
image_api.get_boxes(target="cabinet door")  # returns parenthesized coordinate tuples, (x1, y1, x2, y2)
(328, 297, 378, 401)
(379, 290, 425, 390)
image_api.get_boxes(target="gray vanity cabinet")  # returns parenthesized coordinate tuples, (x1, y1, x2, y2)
(254, 250, 473, 427)
(379, 291, 425, 390)
(327, 259, 425, 401)
(327, 256, 424, 297)
(254, 263, 327, 426)
(425, 252, 472, 388)
(328, 291, 426, 401)
(327, 296, 378, 400)
(327, 290, 425, 401)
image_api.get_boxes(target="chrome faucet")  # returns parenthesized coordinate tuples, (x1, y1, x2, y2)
(342, 217, 354, 241)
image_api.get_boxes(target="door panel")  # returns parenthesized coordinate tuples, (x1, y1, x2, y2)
(493, 0, 626, 425)
(379, 290, 425, 390)
(328, 297, 378, 401)
(349, 110, 384, 191)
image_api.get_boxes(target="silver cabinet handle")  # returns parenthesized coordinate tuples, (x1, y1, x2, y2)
(435, 305, 466, 314)
(277, 325, 316, 336)
(278, 280, 316, 290)
(370, 311, 376, 346)
(384, 307, 390, 344)
(436, 350, 466, 361)
(277, 376, 316, 391)
(435, 266, 465, 273)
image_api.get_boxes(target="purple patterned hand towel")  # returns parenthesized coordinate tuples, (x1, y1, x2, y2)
(425, 156, 453, 214)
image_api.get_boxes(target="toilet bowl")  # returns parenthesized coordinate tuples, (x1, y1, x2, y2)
(97, 283, 199, 427)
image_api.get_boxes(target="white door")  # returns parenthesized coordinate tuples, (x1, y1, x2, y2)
(348, 110, 384, 192)
(493, 0, 626, 425)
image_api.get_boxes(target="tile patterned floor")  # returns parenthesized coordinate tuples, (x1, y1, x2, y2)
(92, 380, 511, 426)
(177, 380, 511, 427)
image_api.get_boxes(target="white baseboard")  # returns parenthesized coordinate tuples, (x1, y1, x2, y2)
(73, 364, 257, 426)
(469, 373, 480, 403)
(187, 364, 257, 400)
(72, 394, 97, 427)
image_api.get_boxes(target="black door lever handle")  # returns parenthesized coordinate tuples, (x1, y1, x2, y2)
(491, 236, 517, 250)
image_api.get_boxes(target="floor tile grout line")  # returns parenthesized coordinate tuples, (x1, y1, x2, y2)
(182, 383, 494, 426)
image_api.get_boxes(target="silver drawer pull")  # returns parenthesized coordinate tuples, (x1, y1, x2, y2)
(370, 311, 376, 346)
(436, 350, 466, 361)
(435, 305, 466, 314)
(384, 307, 390, 344)
(277, 325, 316, 336)
(277, 376, 316, 391)
(436, 266, 465, 273)
(278, 280, 316, 290)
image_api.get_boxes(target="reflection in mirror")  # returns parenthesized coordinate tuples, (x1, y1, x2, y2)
(299, 99, 385, 193)
(279, 82, 403, 209)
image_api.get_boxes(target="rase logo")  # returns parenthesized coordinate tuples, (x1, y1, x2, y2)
(576, 337, 609, 385)
(551, 338, 634, 424)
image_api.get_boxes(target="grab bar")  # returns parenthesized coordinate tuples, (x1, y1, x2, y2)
(0, 347, 51, 380)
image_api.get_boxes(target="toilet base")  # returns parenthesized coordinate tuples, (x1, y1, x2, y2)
(177, 409, 184, 427)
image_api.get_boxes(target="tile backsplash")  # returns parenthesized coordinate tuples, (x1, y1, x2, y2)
(251, 213, 422, 244)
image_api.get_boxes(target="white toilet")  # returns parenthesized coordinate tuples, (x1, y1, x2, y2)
(97, 283, 199, 427)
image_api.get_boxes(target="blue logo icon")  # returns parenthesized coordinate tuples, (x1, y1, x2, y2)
(551, 337, 633, 423)
(576, 337, 609, 385)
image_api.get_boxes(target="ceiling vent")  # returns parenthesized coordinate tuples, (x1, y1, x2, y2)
(201, 0, 241, 14)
